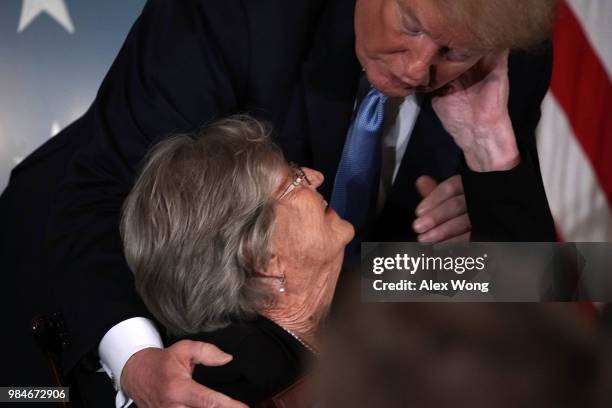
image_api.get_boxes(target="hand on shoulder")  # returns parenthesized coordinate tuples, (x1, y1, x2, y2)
(121, 341, 248, 408)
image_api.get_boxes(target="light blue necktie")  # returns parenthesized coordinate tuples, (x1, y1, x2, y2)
(330, 86, 387, 231)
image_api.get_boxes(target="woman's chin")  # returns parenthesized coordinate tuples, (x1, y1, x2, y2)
(341, 221, 356, 245)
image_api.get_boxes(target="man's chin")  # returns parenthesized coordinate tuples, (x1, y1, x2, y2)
(378, 86, 415, 98)
(379, 84, 441, 98)
(365, 71, 430, 97)
(376, 77, 430, 97)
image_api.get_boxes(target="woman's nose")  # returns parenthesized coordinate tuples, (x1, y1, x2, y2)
(302, 167, 324, 189)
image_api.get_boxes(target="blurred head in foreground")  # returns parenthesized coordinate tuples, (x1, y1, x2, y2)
(317, 301, 610, 408)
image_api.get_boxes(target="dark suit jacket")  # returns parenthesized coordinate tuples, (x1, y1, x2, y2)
(0, 0, 555, 379)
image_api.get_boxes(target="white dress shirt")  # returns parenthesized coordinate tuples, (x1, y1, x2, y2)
(99, 317, 163, 407)
(100, 95, 422, 407)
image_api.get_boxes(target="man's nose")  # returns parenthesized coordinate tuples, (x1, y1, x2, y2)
(302, 167, 324, 189)
(403, 40, 438, 86)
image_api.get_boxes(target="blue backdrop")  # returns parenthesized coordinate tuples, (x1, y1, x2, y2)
(0, 0, 146, 190)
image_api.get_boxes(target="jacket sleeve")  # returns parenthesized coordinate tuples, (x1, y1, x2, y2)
(462, 42, 557, 242)
(46, 0, 249, 371)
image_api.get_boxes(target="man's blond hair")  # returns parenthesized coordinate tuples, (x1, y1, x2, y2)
(430, 0, 558, 49)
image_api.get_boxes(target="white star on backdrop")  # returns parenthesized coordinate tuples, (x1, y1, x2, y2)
(50, 121, 62, 137)
(17, 0, 75, 34)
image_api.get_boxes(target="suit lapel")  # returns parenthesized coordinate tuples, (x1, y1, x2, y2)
(392, 97, 462, 195)
(300, 0, 361, 199)
(374, 97, 463, 240)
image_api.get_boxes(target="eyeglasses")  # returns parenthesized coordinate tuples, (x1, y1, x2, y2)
(278, 163, 311, 200)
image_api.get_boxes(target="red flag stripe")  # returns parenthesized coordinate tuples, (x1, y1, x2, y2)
(550, 2, 612, 206)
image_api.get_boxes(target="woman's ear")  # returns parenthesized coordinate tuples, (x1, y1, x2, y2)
(260, 254, 283, 279)
(256, 254, 287, 295)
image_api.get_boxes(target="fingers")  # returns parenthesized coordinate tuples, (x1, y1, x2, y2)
(413, 195, 467, 235)
(175, 380, 248, 408)
(414, 175, 471, 242)
(194, 342, 234, 367)
(415, 175, 438, 199)
(441, 232, 470, 244)
(415, 175, 463, 217)
(417, 213, 471, 243)
(171, 340, 233, 367)
(123, 344, 243, 408)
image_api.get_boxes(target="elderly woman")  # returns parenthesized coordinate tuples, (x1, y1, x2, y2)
(120, 115, 354, 404)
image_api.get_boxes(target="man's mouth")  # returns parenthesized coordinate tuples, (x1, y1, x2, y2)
(388, 72, 415, 89)
(387, 72, 433, 93)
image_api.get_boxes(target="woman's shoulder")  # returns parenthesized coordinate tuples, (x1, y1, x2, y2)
(175, 315, 307, 404)
(233, 315, 307, 378)
(182, 315, 269, 349)
(182, 315, 303, 356)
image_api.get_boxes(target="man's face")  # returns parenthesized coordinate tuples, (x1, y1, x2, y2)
(355, 0, 487, 97)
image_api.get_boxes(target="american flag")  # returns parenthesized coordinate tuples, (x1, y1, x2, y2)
(0, 0, 145, 190)
(537, 0, 612, 241)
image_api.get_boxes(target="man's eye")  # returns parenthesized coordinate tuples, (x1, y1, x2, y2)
(403, 27, 421, 36)
(401, 24, 421, 36)
(445, 49, 475, 62)
(400, 15, 421, 36)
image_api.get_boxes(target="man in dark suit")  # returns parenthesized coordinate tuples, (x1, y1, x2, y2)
(0, 0, 556, 406)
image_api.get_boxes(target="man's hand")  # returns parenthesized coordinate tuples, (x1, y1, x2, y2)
(431, 50, 520, 172)
(413, 175, 471, 243)
(121, 341, 248, 408)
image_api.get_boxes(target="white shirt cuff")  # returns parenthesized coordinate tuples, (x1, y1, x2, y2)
(99, 317, 164, 408)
